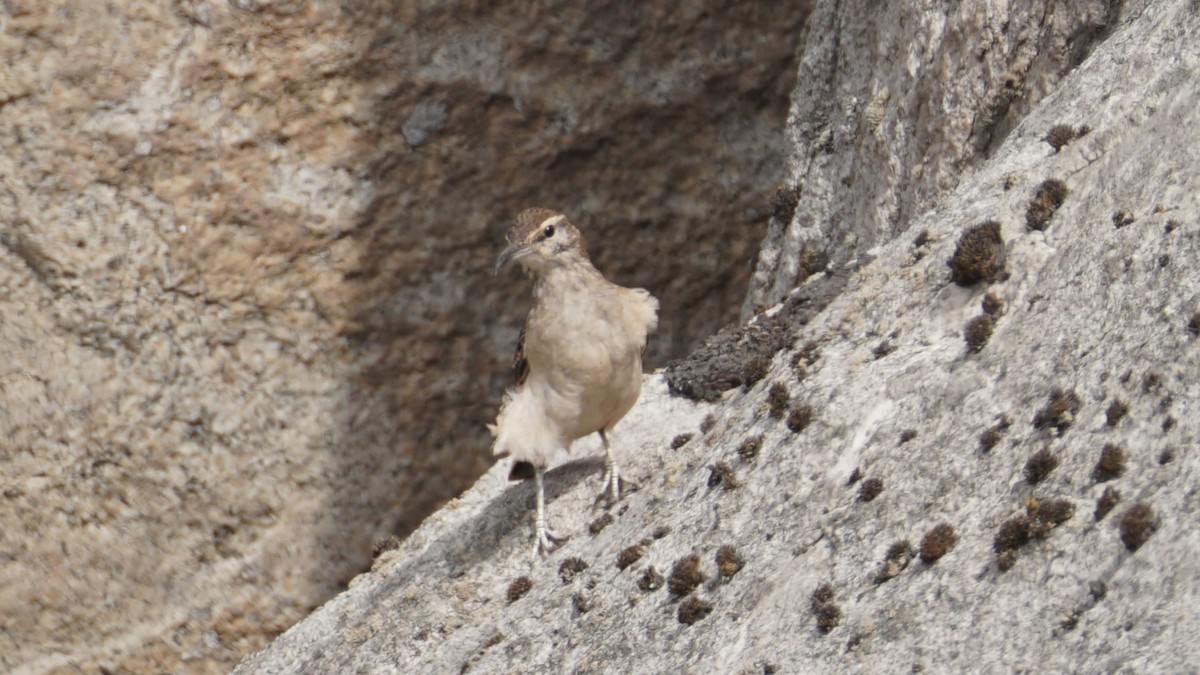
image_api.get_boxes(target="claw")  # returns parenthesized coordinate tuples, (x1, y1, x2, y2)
(599, 429, 622, 505)
(532, 467, 566, 557)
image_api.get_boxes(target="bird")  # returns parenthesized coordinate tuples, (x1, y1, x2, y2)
(490, 207, 659, 557)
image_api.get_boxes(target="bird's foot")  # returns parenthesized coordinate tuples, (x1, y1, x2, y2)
(532, 527, 567, 558)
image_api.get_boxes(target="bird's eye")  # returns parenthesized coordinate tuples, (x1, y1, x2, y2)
(542, 225, 555, 239)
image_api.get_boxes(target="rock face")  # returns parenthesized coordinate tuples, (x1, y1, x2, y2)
(0, 1, 802, 672)
(236, 1, 1200, 672)
(745, 0, 1126, 314)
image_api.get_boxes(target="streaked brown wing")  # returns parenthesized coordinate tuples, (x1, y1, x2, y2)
(513, 318, 530, 385)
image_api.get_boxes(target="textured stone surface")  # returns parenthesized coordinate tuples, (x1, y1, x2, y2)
(0, 1, 804, 672)
(237, 2, 1200, 672)
(746, 0, 1127, 314)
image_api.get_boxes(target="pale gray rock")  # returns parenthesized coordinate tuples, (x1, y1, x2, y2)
(238, 1, 1200, 672)
(745, 0, 1133, 315)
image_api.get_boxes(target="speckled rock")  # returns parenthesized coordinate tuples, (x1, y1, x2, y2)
(236, 2, 1200, 672)
(745, 0, 1127, 314)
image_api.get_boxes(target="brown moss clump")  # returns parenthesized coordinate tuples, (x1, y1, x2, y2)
(371, 534, 402, 559)
(771, 183, 801, 223)
(846, 467, 863, 486)
(767, 381, 790, 419)
(707, 462, 739, 490)
(677, 597, 714, 625)
(858, 477, 883, 502)
(1091, 444, 1126, 482)
(737, 435, 762, 461)
(786, 403, 814, 433)
(1105, 399, 1128, 427)
(715, 545, 745, 581)
(978, 415, 1012, 453)
(668, 553, 707, 597)
(874, 540, 914, 583)
(1032, 387, 1082, 434)
(699, 414, 717, 434)
(638, 565, 664, 592)
(1023, 448, 1059, 485)
(982, 291, 1004, 316)
(572, 592, 591, 614)
(1111, 211, 1135, 228)
(799, 246, 830, 280)
(1119, 503, 1157, 551)
(810, 584, 842, 634)
(1044, 124, 1077, 152)
(948, 220, 1006, 286)
(588, 513, 614, 535)
(506, 576, 533, 603)
(964, 314, 994, 353)
(616, 544, 647, 571)
(899, 429, 917, 444)
(919, 524, 958, 564)
(1188, 312, 1200, 338)
(993, 499, 1075, 570)
(558, 557, 588, 584)
(1028, 498, 1075, 537)
(670, 433, 694, 450)
(1094, 486, 1120, 521)
(872, 340, 896, 359)
(1158, 448, 1176, 465)
(1026, 179, 1069, 231)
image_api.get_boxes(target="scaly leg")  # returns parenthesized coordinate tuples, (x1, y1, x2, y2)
(533, 467, 565, 557)
(599, 429, 620, 504)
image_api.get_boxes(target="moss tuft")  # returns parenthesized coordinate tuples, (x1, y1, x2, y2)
(715, 545, 745, 581)
(874, 540, 914, 583)
(638, 565, 664, 592)
(767, 382, 790, 419)
(964, 314, 994, 353)
(1188, 312, 1200, 338)
(677, 597, 714, 625)
(786, 403, 815, 433)
(616, 544, 646, 571)
(1119, 503, 1157, 551)
(1032, 388, 1082, 434)
(670, 433, 694, 450)
(558, 557, 588, 585)
(948, 220, 1006, 286)
(737, 435, 763, 461)
(708, 462, 739, 490)
(588, 513, 614, 535)
(1044, 124, 1077, 152)
(1091, 444, 1126, 482)
(1023, 448, 1059, 485)
(1026, 179, 1069, 231)
(1105, 399, 1128, 427)
(919, 524, 958, 564)
(1094, 487, 1120, 521)
(810, 584, 842, 634)
(857, 477, 884, 502)
(982, 291, 1005, 316)
(506, 576, 533, 603)
(668, 554, 707, 597)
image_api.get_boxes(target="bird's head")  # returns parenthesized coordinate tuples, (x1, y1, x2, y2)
(494, 208, 588, 275)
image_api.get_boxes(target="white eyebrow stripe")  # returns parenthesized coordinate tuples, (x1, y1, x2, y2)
(537, 214, 567, 230)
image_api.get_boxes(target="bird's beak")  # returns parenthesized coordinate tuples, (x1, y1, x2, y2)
(494, 243, 531, 275)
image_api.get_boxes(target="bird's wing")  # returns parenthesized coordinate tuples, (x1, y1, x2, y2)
(513, 317, 530, 386)
(508, 315, 536, 481)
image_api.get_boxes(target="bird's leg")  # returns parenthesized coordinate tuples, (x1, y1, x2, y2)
(599, 429, 620, 504)
(532, 467, 565, 557)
